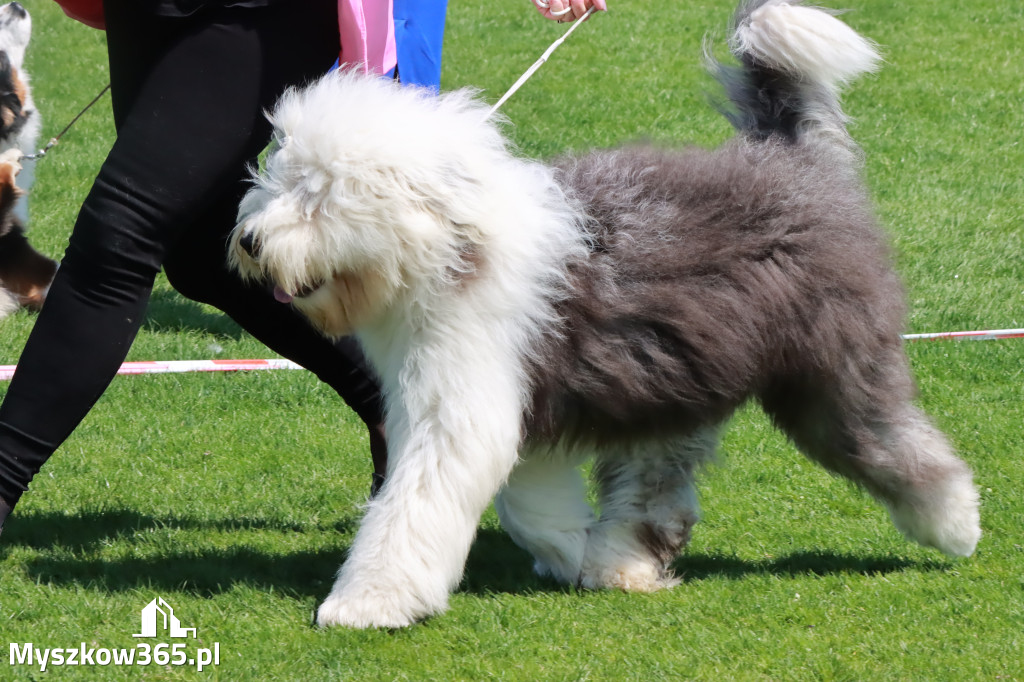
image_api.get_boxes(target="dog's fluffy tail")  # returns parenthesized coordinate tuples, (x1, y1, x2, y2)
(709, 0, 880, 147)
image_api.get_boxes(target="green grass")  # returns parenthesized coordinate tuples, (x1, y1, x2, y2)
(2, 0, 1024, 679)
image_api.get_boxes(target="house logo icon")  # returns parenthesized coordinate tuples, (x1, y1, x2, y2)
(133, 597, 197, 639)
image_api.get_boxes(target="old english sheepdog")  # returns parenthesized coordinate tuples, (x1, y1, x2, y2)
(229, 0, 981, 628)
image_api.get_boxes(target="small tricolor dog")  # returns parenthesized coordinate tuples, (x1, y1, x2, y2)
(231, 0, 981, 628)
(0, 2, 55, 320)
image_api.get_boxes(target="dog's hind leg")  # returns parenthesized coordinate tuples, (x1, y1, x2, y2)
(761, 362, 981, 558)
(876, 406, 981, 556)
(579, 426, 719, 591)
(494, 451, 596, 585)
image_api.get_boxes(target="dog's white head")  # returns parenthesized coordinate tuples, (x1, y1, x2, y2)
(0, 2, 30, 70)
(230, 70, 517, 338)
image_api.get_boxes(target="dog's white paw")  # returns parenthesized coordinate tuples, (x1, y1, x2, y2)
(579, 523, 681, 592)
(532, 557, 582, 585)
(579, 556, 679, 592)
(315, 577, 447, 629)
(0, 148, 22, 172)
(316, 593, 417, 630)
(888, 478, 982, 557)
(0, 289, 17, 320)
(522, 528, 589, 585)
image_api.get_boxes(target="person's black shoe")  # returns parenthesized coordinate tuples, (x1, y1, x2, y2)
(369, 473, 385, 499)
(0, 497, 11, 538)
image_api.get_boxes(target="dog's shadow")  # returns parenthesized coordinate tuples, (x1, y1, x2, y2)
(666, 550, 940, 584)
(6, 509, 355, 598)
(458, 530, 940, 595)
(6, 511, 941, 600)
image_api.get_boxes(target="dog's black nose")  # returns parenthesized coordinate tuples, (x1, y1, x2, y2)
(238, 231, 261, 259)
(7, 3, 26, 18)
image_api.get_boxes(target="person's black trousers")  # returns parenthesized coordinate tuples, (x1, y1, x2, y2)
(0, 0, 383, 506)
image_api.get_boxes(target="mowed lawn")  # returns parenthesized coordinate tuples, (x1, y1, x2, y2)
(2, 1, 1022, 679)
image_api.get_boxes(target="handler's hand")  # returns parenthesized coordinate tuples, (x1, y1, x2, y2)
(532, 0, 607, 22)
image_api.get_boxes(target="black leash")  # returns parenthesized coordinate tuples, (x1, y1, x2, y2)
(21, 83, 111, 161)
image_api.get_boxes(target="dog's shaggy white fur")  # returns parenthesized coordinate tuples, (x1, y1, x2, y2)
(230, 0, 981, 628)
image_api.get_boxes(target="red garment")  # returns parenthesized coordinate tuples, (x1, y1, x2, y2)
(52, 0, 105, 29)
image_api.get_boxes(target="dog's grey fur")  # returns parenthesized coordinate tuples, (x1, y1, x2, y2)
(528, 140, 900, 445)
(515, 0, 978, 577)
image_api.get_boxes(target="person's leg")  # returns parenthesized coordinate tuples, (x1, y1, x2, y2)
(163, 189, 387, 488)
(0, 0, 344, 515)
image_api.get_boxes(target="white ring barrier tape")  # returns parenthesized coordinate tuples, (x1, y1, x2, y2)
(0, 358, 303, 382)
(2, 329, 1022, 382)
(900, 328, 1024, 342)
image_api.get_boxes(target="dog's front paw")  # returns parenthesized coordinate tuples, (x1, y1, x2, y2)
(316, 582, 443, 629)
(0, 149, 22, 180)
(0, 151, 22, 188)
(0, 148, 22, 169)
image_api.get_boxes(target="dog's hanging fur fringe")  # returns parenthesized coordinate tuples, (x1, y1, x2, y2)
(230, 0, 980, 629)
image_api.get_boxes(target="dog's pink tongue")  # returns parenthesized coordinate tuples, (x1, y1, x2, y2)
(273, 286, 294, 304)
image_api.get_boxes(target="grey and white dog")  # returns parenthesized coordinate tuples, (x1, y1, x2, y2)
(230, 0, 981, 628)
